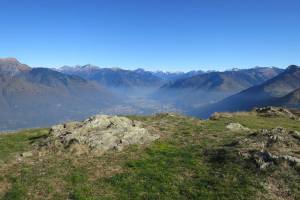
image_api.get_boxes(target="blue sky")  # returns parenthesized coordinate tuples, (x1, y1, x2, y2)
(0, 0, 300, 71)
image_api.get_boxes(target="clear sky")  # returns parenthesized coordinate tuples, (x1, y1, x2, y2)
(0, 0, 299, 71)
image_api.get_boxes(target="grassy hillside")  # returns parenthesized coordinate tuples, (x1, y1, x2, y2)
(0, 112, 300, 200)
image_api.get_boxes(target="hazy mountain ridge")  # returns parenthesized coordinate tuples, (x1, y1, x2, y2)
(150, 70, 204, 81)
(0, 59, 119, 131)
(59, 65, 164, 88)
(276, 87, 300, 107)
(152, 67, 283, 108)
(191, 65, 300, 118)
(60, 65, 205, 83)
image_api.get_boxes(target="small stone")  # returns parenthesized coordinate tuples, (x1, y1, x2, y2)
(210, 112, 233, 120)
(20, 151, 33, 158)
(226, 123, 250, 132)
(290, 130, 300, 140)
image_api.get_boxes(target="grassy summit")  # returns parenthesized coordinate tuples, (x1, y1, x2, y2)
(0, 111, 300, 200)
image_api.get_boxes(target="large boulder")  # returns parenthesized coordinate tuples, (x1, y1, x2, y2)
(45, 115, 160, 155)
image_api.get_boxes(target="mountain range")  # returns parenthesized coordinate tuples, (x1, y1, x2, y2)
(152, 67, 283, 108)
(0, 58, 117, 130)
(0, 57, 300, 130)
(59, 65, 164, 89)
(150, 70, 204, 81)
(191, 65, 300, 118)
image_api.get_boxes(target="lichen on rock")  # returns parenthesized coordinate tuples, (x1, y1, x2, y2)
(236, 127, 300, 169)
(255, 106, 298, 120)
(43, 115, 160, 155)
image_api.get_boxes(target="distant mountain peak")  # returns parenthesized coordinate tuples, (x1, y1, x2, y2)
(0, 57, 20, 63)
(0, 57, 31, 76)
(134, 68, 146, 73)
(59, 64, 100, 72)
(229, 68, 240, 71)
(80, 64, 100, 69)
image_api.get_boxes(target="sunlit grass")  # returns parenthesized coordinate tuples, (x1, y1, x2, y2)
(0, 113, 299, 199)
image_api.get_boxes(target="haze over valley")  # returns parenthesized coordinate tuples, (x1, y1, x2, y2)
(0, 57, 299, 131)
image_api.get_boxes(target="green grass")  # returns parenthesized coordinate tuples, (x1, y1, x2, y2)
(0, 113, 299, 199)
(2, 179, 26, 200)
(232, 114, 300, 131)
(0, 129, 49, 162)
(103, 142, 260, 200)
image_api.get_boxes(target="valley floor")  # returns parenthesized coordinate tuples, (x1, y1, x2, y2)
(0, 111, 300, 200)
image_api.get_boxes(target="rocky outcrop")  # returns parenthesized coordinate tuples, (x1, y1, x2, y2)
(236, 127, 300, 169)
(255, 107, 298, 120)
(42, 115, 159, 155)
